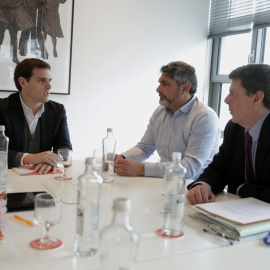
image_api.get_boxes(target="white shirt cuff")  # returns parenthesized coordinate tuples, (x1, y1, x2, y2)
(21, 153, 29, 166)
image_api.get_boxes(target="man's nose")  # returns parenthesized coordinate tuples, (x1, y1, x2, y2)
(46, 81, 52, 89)
(224, 94, 230, 104)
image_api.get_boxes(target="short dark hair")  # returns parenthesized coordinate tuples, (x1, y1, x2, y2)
(160, 61, 197, 95)
(229, 64, 270, 109)
(14, 58, 51, 91)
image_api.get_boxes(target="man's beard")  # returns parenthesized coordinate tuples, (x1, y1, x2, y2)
(159, 95, 176, 108)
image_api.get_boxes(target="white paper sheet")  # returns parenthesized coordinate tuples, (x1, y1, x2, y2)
(195, 197, 270, 225)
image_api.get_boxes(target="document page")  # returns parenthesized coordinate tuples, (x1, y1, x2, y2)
(195, 197, 270, 225)
(12, 166, 62, 176)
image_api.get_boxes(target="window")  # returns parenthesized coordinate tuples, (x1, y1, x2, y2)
(208, 0, 270, 135)
(218, 33, 253, 75)
(209, 28, 269, 135)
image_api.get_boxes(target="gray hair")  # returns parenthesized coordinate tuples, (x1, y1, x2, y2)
(160, 61, 197, 95)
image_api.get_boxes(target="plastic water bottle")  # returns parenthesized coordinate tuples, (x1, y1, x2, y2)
(100, 198, 139, 270)
(102, 128, 116, 183)
(162, 152, 186, 237)
(74, 157, 103, 256)
(0, 126, 9, 188)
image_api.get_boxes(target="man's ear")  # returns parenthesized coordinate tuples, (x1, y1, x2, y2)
(253, 91, 264, 106)
(181, 82, 191, 94)
(18, 77, 27, 89)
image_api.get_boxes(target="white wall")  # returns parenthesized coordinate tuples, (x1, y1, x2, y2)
(0, 0, 211, 160)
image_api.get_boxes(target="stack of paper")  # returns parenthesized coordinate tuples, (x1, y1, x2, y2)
(191, 197, 270, 238)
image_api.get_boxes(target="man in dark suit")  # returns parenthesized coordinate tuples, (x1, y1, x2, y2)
(0, 58, 72, 174)
(187, 64, 270, 204)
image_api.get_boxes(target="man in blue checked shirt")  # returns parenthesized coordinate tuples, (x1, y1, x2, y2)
(115, 61, 220, 179)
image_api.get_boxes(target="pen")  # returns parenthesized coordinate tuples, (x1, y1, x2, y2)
(203, 228, 234, 245)
(13, 215, 36, 227)
(263, 232, 270, 246)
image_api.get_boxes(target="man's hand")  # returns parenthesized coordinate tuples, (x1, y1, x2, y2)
(0, 199, 7, 229)
(28, 164, 58, 175)
(27, 151, 58, 167)
(186, 184, 215, 204)
(115, 154, 124, 162)
(115, 159, 145, 176)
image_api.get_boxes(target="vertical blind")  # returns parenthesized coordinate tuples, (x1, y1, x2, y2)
(208, 0, 270, 38)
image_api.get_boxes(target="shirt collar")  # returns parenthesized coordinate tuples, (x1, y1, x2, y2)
(246, 111, 270, 142)
(19, 94, 45, 117)
(180, 95, 196, 113)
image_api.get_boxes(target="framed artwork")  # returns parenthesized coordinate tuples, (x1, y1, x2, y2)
(0, 0, 74, 95)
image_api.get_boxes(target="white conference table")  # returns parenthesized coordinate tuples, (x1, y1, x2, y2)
(0, 160, 269, 270)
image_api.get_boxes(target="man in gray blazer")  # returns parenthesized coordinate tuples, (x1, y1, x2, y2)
(187, 64, 270, 204)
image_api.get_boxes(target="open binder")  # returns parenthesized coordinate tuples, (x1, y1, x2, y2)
(190, 197, 270, 239)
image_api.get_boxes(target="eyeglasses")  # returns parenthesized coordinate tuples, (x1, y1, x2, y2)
(203, 224, 240, 245)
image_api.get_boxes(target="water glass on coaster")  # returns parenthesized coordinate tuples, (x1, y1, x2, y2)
(30, 193, 62, 250)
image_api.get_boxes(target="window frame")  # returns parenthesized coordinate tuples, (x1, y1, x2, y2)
(209, 28, 266, 121)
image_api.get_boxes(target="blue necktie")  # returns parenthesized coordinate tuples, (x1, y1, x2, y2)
(244, 131, 256, 183)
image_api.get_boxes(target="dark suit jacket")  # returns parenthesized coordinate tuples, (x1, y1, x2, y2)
(188, 115, 270, 203)
(0, 92, 72, 168)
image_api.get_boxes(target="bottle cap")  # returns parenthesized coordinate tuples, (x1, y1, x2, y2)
(0, 126, 5, 131)
(112, 198, 131, 212)
(107, 128, 113, 132)
(172, 152, 181, 160)
(85, 157, 96, 166)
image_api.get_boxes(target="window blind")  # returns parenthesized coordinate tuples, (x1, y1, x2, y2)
(208, 0, 270, 38)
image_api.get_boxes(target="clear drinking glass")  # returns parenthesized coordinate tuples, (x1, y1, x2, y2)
(160, 169, 167, 214)
(0, 163, 8, 240)
(93, 148, 102, 173)
(0, 154, 10, 195)
(30, 193, 62, 250)
(0, 176, 8, 199)
(55, 149, 72, 180)
(0, 125, 9, 195)
(160, 158, 168, 214)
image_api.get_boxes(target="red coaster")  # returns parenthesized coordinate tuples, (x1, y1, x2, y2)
(54, 176, 72, 181)
(156, 228, 184, 239)
(30, 238, 63, 250)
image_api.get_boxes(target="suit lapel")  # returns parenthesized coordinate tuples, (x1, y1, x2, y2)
(231, 125, 245, 188)
(39, 102, 51, 151)
(40, 103, 46, 151)
(9, 93, 26, 151)
(255, 114, 270, 180)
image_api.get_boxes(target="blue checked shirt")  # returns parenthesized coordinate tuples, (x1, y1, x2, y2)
(121, 96, 220, 179)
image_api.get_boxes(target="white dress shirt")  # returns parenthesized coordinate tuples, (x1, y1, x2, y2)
(19, 94, 44, 135)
